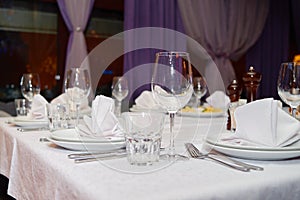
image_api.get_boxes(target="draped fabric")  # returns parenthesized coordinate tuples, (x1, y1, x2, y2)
(124, 0, 185, 104)
(57, 0, 94, 86)
(178, 0, 269, 89)
(246, 0, 291, 99)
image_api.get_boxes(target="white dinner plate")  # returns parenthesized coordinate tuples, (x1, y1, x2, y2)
(47, 137, 125, 151)
(129, 105, 163, 113)
(178, 110, 226, 118)
(8, 117, 48, 128)
(50, 129, 125, 143)
(205, 135, 300, 160)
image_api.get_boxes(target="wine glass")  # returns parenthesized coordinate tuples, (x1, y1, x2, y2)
(278, 62, 300, 117)
(111, 76, 129, 117)
(64, 67, 91, 126)
(20, 73, 41, 109)
(151, 51, 193, 160)
(193, 76, 207, 107)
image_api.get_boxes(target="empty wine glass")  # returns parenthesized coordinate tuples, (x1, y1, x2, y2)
(20, 73, 41, 109)
(64, 67, 91, 125)
(193, 76, 207, 107)
(278, 62, 300, 117)
(151, 51, 193, 161)
(111, 76, 129, 117)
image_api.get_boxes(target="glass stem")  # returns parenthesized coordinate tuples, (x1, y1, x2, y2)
(28, 100, 32, 111)
(115, 100, 122, 117)
(291, 106, 297, 118)
(75, 103, 80, 127)
(169, 113, 175, 156)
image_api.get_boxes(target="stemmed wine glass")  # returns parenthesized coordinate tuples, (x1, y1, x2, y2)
(111, 76, 129, 117)
(151, 51, 193, 160)
(193, 76, 207, 107)
(278, 62, 300, 117)
(20, 73, 41, 109)
(64, 67, 91, 126)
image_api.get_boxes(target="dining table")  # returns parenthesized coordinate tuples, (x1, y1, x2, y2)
(1, 113, 300, 200)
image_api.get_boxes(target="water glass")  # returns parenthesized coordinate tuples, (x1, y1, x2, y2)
(122, 112, 165, 166)
(14, 99, 29, 117)
(46, 103, 69, 131)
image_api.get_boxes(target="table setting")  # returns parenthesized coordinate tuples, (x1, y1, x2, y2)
(47, 95, 125, 152)
(204, 98, 300, 161)
(15, 54, 300, 166)
(3, 56, 300, 200)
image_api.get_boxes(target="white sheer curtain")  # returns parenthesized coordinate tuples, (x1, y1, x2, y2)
(57, 0, 94, 82)
(178, 0, 269, 89)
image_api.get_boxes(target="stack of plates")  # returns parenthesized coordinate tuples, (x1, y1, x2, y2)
(205, 132, 300, 160)
(8, 116, 48, 128)
(47, 129, 125, 151)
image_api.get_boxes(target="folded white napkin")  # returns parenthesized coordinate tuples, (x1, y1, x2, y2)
(223, 98, 300, 147)
(77, 95, 123, 139)
(51, 89, 91, 113)
(29, 91, 91, 120)
(206, 91, 230, 110)
(134, 90, 161, 110)
(29, 94, 48, 119)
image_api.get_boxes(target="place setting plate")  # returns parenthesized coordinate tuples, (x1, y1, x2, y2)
(129, 105, 164, 113)
(205, 132, 300, 160)
(7, 116, 48, 128)
(48, 129, 125, 151)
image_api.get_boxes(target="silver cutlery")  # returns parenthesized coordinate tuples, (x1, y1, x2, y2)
(68, 149, 126, 159)
(68, 149, 127, 163)
(185, 143, 250, 172)
(209, 149, 264, 171)
(72, 152, 127, 163)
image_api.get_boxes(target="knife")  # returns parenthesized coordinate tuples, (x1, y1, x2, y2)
(73, 152, 127, 163)
(209, 149, 264, 171)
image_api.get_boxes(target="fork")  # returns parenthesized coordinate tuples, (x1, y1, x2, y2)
(185, 143, 250, 172)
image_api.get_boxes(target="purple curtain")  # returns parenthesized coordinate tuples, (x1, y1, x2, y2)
(124, 0, 185, 104)
(178, 0, 269, 90)
(246, 0, 290, 99)
(57, 0, 94, 84)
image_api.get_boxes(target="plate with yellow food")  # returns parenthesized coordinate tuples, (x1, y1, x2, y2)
(178, 106, 226, 118)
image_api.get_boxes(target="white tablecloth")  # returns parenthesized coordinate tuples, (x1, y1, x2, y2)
(1, 116, 300, 200)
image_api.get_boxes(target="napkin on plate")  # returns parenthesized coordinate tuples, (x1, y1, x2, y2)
(77, 95, 123, 139)
(222, 98, 300, 147)
(134, 90, 161, 110)
(51, 89, 91, 114)
(206, 91, 230, 110)
(29, 94, 48, 119)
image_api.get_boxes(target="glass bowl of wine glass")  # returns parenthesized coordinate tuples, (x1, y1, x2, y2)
(20, 73, 41, 109)
(278, 62, 300, 118)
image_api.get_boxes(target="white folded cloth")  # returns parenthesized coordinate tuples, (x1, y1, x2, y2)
(29, 91, 91, 120)
(29, 94, 48, 119)
(51, 89, 91, 114)
(134, 90, 161, 110)
(206, 91, 230, 110)
(223, 98, 300, 147)
(77, 95, 123, 139)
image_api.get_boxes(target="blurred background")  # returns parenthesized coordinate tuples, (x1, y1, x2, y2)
(0, 0, 299, 104)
